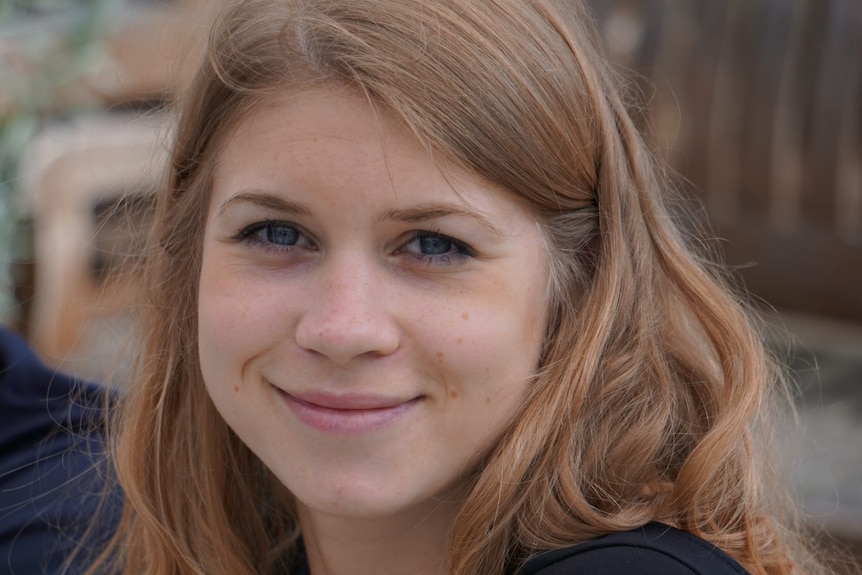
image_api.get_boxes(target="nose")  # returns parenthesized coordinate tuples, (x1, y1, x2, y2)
(294, 256, 400, 364)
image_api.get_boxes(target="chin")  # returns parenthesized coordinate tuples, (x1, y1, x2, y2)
(290, 474, 454, 522)
(300, 491, 418, 520)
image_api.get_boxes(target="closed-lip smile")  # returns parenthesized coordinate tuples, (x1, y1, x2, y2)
(273, 386, 422, 434)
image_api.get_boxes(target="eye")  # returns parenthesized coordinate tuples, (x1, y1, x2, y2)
(258, 224, 299, 246)
(234, 220, 314, 252)
(416, 234, 453, 255)
(400, 231, 474, 266)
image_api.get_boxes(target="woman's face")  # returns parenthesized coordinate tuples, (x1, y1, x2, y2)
(198, 88, 549, 524)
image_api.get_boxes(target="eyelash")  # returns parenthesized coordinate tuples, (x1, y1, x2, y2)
(232, 221, 475, 267)
(400, 229, 475, 267)
(233, 220, 313, 254)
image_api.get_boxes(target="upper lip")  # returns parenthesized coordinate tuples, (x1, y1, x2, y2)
(281, 390, 419, 410)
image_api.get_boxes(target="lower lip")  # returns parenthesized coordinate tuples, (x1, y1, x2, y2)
(277, 391, 420, 434)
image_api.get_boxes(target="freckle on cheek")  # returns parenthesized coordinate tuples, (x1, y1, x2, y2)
(436, 351, 445, 364)
(233, 386, 240, 393)
(450, 390, 458, 399)
(461, 311, 469, 320)
(457, 337, 463, 344)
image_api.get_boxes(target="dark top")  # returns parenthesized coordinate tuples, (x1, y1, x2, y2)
(290, 522, 748, 574)
(519, 522, 749, 574)
(0, 326, 119, 574)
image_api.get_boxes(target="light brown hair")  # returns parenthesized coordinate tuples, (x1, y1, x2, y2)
(88, 0, 824, 573)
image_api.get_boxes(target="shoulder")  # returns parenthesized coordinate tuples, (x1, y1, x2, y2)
(0, 325, 107, 437)
(518, 523, 750, 575)
(0, 326, 119, 574)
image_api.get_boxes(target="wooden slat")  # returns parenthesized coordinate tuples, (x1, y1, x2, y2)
(590, 0, 862, 320)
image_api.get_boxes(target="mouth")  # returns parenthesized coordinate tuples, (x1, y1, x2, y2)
(273, 387, 422, 434)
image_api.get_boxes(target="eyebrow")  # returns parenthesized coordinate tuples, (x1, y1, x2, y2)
(216, 191, 503, 236)
(378, 204, 503, 235)
(216, 191, 312, 218)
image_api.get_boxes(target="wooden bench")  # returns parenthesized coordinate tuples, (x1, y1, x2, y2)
(590, 0, 862, 320)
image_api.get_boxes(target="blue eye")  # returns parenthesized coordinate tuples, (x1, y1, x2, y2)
(417, 235, 453, 255)
(235, 221, 312, 252)
(402, 232, 473, 266)
(259, 224, 299, 246)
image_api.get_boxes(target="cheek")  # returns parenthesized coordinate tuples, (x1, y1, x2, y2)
(197, 258, 283, 388)
(425, 321, 537, 471)
(199, 253, 296, 339)
(199, 269, 243, 361)
(197, 264, 285, 428)
(427, 293, 545, 401)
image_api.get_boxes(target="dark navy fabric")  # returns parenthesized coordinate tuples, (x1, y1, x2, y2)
(288, 523, 748, 574)
(518, 522, 749, 574)
(0, 326, 119, 574)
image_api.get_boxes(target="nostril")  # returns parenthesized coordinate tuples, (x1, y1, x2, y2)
(294, 308, 399, 364)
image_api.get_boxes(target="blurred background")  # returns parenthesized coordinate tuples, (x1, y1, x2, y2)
(0, 0, 860, 571)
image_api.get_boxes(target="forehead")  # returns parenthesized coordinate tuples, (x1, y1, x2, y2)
(224, 88, 420, 171)
(210, 87, 537, 224)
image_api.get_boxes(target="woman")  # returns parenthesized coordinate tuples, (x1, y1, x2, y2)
(87, 0, 825, 573)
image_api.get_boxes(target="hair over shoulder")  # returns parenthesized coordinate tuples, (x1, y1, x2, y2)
(88, 1, 826, 573)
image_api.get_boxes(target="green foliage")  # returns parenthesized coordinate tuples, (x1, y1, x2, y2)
(0, 0, 118, 323)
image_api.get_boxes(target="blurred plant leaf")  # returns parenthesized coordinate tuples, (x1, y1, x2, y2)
(0, 0, 118, 324)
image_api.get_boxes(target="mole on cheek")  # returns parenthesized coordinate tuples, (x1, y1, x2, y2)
(461, 311, 469, 320)
(450, 390, 459, 399)
(233, 386, 240, 393)
(457, 337, 463, 345)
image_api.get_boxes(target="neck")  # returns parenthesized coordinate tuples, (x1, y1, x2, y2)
(298, 499, 460, 575)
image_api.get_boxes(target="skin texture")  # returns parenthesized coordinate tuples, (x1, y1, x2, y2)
(198, 88, 550, 574)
